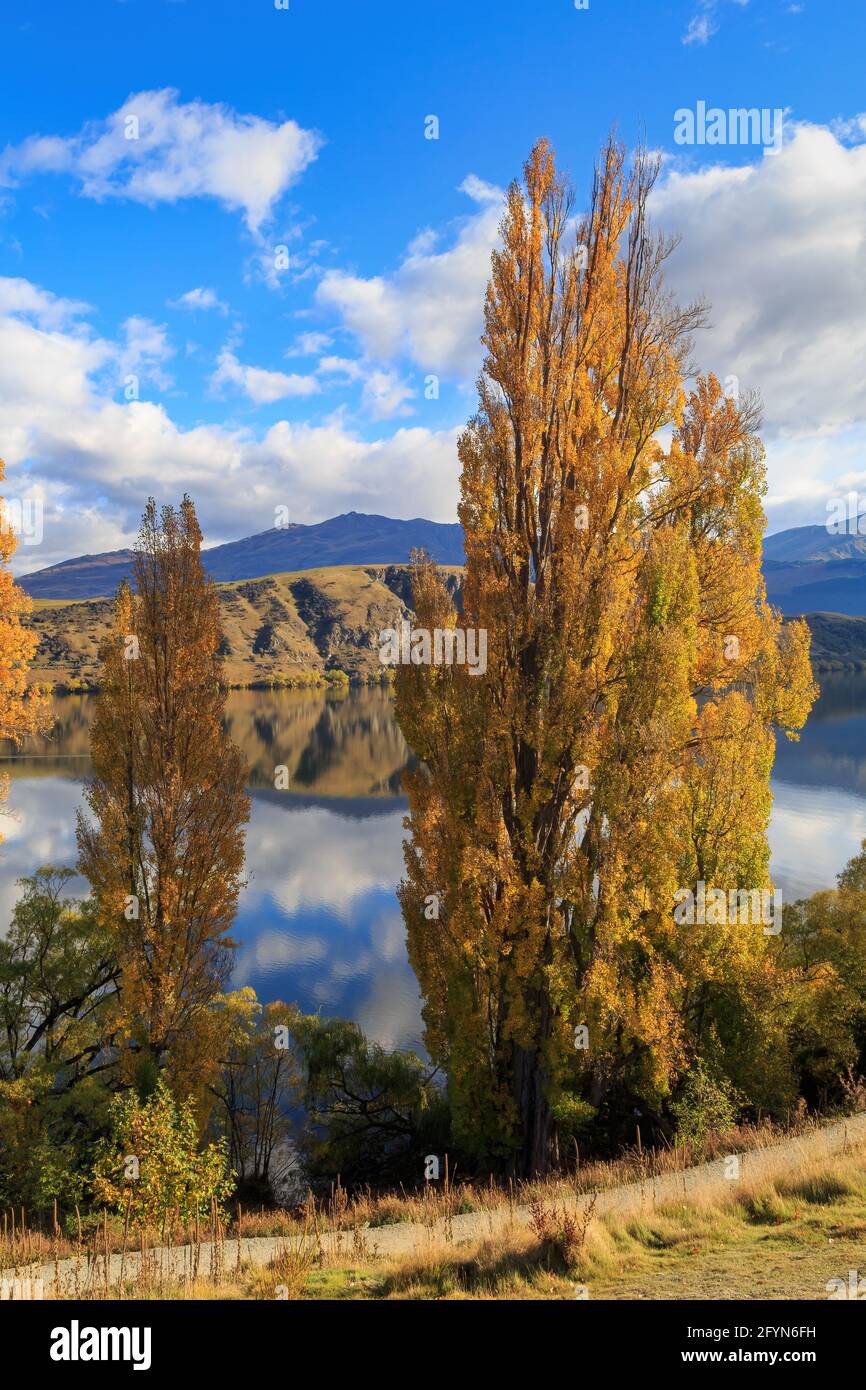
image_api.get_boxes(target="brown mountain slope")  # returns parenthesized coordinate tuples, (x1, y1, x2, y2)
(25, 565, 464, 689)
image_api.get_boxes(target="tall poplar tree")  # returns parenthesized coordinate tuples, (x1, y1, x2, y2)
(0, 459, 49, 826)
(77, 497, 250, 1096)
(395, 139, 816, 1175)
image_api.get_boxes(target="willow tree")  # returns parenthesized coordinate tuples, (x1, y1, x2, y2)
(0, 459, 49, 825)
(395, 139, 815, 1176)
(77, 497, 250, 1099)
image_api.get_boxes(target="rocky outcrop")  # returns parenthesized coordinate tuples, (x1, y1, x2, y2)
(25, 564, 465, 689)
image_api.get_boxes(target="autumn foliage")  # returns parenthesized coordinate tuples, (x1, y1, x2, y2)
(77, 497, 250, 1101)
(395, 138, 816, 1175)
(0, 458, 49, 826)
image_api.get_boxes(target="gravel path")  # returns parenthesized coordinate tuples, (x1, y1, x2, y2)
(25, 1111, 866, 1295)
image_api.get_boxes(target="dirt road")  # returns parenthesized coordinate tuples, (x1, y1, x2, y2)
(27, 1111, 866, 1295)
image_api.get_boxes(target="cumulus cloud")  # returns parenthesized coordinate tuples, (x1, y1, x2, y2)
(315, 355, 415, 420)
(360, 368, 415, 420)
(0, 275, 460, 572)
(8, 110, 864, 560)
(654, 120, 866, 437)
(316, 174, 503, 380)
(0, 277, 90, 330)
(211, 346, 320, 404)
(316, 355, 362, 381)
(116, 315, 175, 391)
(0, 88, 322, 232)
(287, 331, 333, 357)
(309, 115, 866, 527)
(169, 286, 228, 314)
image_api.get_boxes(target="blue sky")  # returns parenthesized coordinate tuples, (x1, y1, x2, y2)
(1, 0, 865, 571)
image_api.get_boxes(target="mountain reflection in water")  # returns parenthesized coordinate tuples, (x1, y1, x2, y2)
(3, 677, 866, 1050)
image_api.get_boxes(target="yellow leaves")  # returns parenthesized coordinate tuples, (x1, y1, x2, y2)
(0, 460, 51, 853)
(755, 612, 817, 741)
(77, 498, 250, 1091)
(396, 136, 819, 1170)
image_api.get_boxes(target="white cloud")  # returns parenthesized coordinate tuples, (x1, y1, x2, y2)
(117, 315, 175, 391)
(316, 174, 503, 379)
(11, 110, 866, 563)
(682, 0, 749, 46)
(0, 275, 460, 572)
(287, 331, 333, 357)
(211, 347, 320, 404)
(655, 120, 866, 438)
(317, 355, 363, 381)
(0, 89, 322, 232)
(0, 277, 90, 330)
(361, 368, 415, 420)
(169, 286, 228, 315)
(683, 11, 718, 44)
(316, 355, 415, 420)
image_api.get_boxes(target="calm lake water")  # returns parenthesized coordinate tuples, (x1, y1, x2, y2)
(3, 676, 866, 1052)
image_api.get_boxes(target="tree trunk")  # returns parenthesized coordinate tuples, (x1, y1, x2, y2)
(508, 985, 555, 1177)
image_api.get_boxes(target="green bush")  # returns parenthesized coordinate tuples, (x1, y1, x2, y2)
(670, 1062, 739, 1142)
(91, 1078, 234, 1228)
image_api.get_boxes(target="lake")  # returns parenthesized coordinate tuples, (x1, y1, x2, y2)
(3, 676, 866, 1054)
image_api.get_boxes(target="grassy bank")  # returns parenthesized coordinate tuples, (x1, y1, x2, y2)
(8, 1114, 865, 1301)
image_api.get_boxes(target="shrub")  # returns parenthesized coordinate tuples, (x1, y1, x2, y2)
(91, 1078, 234, 1228)
(671, 1062, 739, 1143)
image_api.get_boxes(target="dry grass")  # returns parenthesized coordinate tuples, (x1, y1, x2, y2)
(298, 1145, 866, 1302)
(212, 1108, 856, 1238)
(6, 1114, 865, 1301)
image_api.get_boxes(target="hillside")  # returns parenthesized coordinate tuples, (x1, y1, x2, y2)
(765, 558, 866, 617)
(19, 512, 465, 601)
(763, 521, 866, 564)
(25, 564, 464, 689)
(793, 611, 866, 671)
(21, 509, 866, 686)
(19, 510, 866, 619)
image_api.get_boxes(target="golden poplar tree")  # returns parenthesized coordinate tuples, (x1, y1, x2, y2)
(395, 139, 816, 1175)
(0, 460, 49, 826)
(77, 497, 250, 1097)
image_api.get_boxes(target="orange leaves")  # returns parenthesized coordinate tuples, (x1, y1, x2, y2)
(77, 497, 250, 1100)
(396, 137, 817, 1173)
(0, 460, 50, 848)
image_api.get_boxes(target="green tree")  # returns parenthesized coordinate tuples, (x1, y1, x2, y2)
(92, 1077, 234, 1228)
(279, 1009, 448, 1188)
(209, 990, 302, 1205)
(0, 870, 118, 1213)
(778, 841, 866, 1107)
(0, 869, 118, 1085)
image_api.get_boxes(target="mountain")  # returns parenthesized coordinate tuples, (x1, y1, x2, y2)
(23, 511, 866, 615)
(764, 559, 866, 617)
(763, 523, 866, 564)
(764, 520, 866, 618)
(18, 512, 466, 601)
(26, 564, 465, 690)
(21, 514, 866, 686)
(798, 612, 866, 671)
